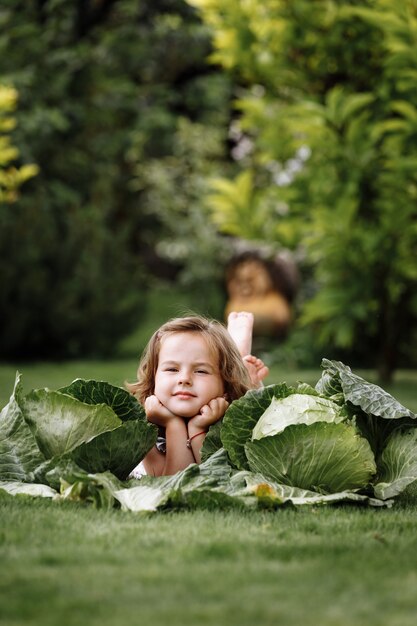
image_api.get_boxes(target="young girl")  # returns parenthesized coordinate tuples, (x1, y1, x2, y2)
(127, 312, 268, 477)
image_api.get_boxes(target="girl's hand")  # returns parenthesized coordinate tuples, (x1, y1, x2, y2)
(144, 395, 181, 427)
(188, 396, 229, 431)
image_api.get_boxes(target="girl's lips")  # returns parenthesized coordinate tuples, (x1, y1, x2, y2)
(174, 392, 196, 399)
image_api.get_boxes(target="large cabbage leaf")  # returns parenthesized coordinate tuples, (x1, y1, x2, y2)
(59, 379, 145, 421)
(21, 379, 157, 479)
(245, 422, 376, 493)
(57, 379, 158, 478)
(317, 359, 417, 458)
(221, 383, 299, 470)
(373, 429, 417, 500)
(0, 373, 46, 481)
(56, 464, 124, 510)
(317, 359, 415, 420)
(72, 419, 157, 479)
(63, 449, 243, 512)
(57, 448, 387, 512)
(240, 473, 388, 507)
(0, 480, 57, 499)
(251, 393, 345, 440)
(22, 388, 122, 458)
(201, 420, 222, 461)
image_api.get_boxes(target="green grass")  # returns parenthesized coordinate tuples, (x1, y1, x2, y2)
(1, 493, 417, 626)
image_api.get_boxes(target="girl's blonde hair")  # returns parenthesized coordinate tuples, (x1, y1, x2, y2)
(126, 315, 251, 405)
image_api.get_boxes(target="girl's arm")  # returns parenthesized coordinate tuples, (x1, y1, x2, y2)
(143, 395, 195, 476)
(143, 395, 228, 474)
(163, 418, 195, 475)
(187, 396, 229, 463)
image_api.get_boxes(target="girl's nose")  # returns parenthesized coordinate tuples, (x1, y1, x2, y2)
(178, 371, 192, 385)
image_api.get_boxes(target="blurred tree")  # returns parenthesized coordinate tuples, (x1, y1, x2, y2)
(0, 0, 232, 358)
(0, 84, 38, 202)
(128, 115, 232, 316)
(188, 0, 417, 382)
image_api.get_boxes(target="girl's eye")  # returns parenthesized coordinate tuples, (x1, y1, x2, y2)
(196, 369, 209, 374)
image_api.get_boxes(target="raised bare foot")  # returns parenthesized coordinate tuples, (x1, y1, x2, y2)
(243, 354, 269, 388)
(227, 311, 254, 357)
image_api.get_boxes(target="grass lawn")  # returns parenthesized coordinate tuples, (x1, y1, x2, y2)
(1, 492, 417, 626)
(1, 359, 417, 625)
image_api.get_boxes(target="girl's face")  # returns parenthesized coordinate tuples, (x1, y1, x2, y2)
(154, 332, 225, 418)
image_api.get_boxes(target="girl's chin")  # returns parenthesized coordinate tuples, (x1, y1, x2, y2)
(166, 404, 197, 419)
(175, 410, 196, 419)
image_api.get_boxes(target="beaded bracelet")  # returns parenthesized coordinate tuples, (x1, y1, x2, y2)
(186, 430, 207, 449)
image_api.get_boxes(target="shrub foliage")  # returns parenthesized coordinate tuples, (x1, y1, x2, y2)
(0, 0, 231, 357)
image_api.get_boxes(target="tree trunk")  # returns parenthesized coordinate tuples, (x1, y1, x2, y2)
(377, 343, 396, 386)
